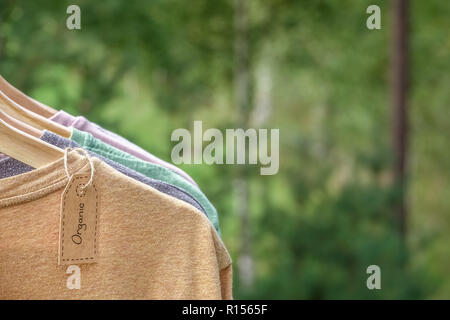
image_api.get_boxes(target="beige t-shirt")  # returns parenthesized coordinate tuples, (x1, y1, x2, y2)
(0, 151, 232, 299)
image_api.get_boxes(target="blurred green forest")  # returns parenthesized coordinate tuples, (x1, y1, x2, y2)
(0, 0, 449, 299)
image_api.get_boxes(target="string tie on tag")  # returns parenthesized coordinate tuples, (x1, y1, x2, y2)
(64, 147, 95, 192)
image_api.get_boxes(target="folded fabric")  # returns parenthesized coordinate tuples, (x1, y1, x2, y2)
(0, 151, 232, 299)
(50, 110, 197, 187)
(0, 131, 206, 216)
(70, 128, 221, 236)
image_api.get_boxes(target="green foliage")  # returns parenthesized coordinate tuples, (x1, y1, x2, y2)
(239, 183, 431, 299)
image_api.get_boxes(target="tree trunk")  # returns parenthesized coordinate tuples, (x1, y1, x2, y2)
(392, 0, 409, 238)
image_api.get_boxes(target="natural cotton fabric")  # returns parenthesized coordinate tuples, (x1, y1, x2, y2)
(70, 128, 221, 236)
(0, 151, 231, 299)
(0, 131, 206, 215)
(50, 110, 197, 186)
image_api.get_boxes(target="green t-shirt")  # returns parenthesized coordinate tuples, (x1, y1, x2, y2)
(71, 128, 221, 235)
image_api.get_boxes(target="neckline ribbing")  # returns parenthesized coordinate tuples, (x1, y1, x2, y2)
(0, 151, 93, 208)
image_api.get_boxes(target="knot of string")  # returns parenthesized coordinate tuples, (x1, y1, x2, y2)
(63, 147, 95, 191)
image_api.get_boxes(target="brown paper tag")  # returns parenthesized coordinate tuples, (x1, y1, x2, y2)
(59, 174, 98, 265)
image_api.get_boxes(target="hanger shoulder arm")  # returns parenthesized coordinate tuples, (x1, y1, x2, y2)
(0, 91, 71, 138)
(0, 75, 56, 118)
(0, 118, 64, 168)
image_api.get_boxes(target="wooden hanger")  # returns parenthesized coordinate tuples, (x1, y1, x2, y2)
(0, 74, 57, 118)
(0, 89, 71, 138)
(0, 109, 41, 138)
(0, 117, 64, 168)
